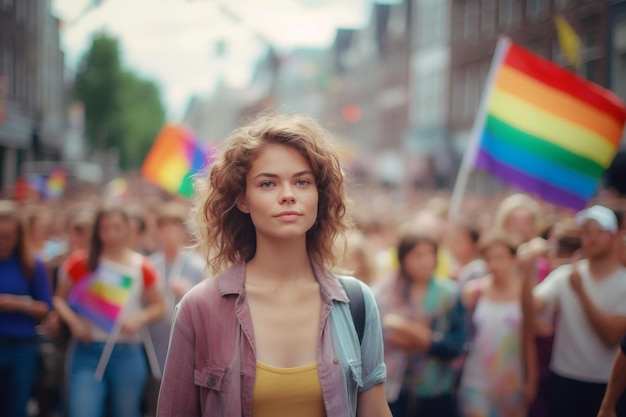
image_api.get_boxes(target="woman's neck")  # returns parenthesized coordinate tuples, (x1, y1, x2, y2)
(163, 246, 180, 262)
(101, 246, 131, 263)
(490, 272, 515, 290)
(246, 238, 313, 285)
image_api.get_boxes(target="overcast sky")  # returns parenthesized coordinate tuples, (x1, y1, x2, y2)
(52, 0, 397, 121)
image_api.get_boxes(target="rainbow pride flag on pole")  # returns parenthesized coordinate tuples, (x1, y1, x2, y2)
(68, 267, 134, 333)
(450, 37, 626, 215)
(142, 125, 214, 198)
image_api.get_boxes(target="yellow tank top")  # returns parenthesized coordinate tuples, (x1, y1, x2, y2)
(252, 361, 326, 417)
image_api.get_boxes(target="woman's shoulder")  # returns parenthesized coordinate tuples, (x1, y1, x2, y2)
(62, 250, 90, 281)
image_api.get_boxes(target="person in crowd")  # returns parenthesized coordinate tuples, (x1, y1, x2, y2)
(493, 193, 543, 244)
(412, 209, 454, 281)
(157, 114, 391, 417)
(597, 334, 626, 417)
(458, 232, 534, 417)
(36, 207, 95, 417)
(144, 202, 206, 416)
(53, 204, 165, 417)
(521, 205, 626, 417)
(447, 218, 487, 288)
(527, 218, 581, 417)
(0, 200, 53, 417)
(375, 227, 466, 417)
(128, 208, 150, 255)
(342, 229, 378, 286)
(23, 205, 54, 261)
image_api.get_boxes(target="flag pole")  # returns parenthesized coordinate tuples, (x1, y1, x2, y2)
(448, 36, 512, 220)
(94, 268, 142, 381)
(94, 318, 122, 381)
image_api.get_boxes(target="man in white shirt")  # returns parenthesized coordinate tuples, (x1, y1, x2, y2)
(523, 205, 626, 417)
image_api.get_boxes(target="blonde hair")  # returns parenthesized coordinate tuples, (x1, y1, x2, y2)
(193, 113, 349, 274)
(493, 193, 543, 239)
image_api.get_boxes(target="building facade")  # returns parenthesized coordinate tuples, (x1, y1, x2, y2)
(0, 0, 66, 194)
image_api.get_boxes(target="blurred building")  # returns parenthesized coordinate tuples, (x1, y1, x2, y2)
(407, 0, 453, 187)
(183, 48, 279, 144)
(0, 0, 66, 193)
(317, 2, 413, 186)
(609, 0, 626, 147)
(449, 0, 610, 179)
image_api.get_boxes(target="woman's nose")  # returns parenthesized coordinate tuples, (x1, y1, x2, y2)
(279, 185, 296, 203)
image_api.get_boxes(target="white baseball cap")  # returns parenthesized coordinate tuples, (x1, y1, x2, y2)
(575, 205, 618, 234)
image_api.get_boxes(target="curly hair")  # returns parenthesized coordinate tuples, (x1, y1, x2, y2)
(193, 113, 349, 275)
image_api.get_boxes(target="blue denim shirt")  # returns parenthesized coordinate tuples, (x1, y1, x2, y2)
(157, 261, 387, 417)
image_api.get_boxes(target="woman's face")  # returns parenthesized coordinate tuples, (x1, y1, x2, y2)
(483, 243, 516, 279)
(30, 215, 50, 244)
(402, 241, 437, 283)
(0, 218, 19, 259)
(504, 207, 535, 243)
(98, 213, 130, 250)
(237, 143, 319, 244)
(157, 220, 187, 252)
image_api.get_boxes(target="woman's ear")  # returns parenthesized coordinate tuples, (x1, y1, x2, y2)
(236, 197, 250, 214)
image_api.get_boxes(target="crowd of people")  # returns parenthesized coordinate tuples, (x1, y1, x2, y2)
(0, 113, 625, 417)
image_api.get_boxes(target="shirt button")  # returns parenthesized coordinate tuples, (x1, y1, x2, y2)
(333, 357, 339, 364)
(207, 376, 217, 386)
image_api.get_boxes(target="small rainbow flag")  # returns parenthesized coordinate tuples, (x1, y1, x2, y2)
(142, 125, 214, 198)
(46, 168, 66, 199)
(472, 38, 626, 210)
(68, 267, 134, 333)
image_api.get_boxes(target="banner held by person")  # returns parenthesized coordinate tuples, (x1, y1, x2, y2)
(142, 124, 215, 198)
(450, 37, 626, 219)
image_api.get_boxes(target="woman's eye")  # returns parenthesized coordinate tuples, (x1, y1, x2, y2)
(296, 179, 311, 186)
(260, 181, 274, 188)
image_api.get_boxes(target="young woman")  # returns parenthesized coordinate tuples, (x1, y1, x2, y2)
(0, 200, 53, 417)
(459, 233, 535, 417)
(54, 205, 165, 417)
(447, 218, 487, 288)
(157, 114, 391, 417)
(375, 228, 466, 417)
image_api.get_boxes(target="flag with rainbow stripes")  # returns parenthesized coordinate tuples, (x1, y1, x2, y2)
(472, 38, 626, 210)
(68, 266, 134, 333)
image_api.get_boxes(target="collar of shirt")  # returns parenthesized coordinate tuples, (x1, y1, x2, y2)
(216, 260, 350, 305)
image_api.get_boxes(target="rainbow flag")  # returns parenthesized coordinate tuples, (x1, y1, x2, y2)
(46, 168, 66, 199)
(142, 125, 214, 198)
(473, 39, 626, 210)
(68, 267, 134, 333)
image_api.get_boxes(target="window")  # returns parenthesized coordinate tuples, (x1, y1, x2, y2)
(526, 0, 547, 22)
(451, 70, 464, 121)
(480, 0, 496, 36)
(613, 18, 626, 103)
(417, 0, 449, 46)
(555, 0, 576, 11)
(464, 0, 479, 40)
(463, 65, 478, 120)
(499, 0, 520, 29)
(417, 70, 445, 126)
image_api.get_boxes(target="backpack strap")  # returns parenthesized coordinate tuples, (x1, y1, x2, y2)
(337, 276, 366, 345)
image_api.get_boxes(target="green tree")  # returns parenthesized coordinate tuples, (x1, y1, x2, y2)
(73, 33, 166, 170)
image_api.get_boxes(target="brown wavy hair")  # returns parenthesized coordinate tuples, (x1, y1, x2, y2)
(193, 113, 349, 274)
(0, 200, 36, 279)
